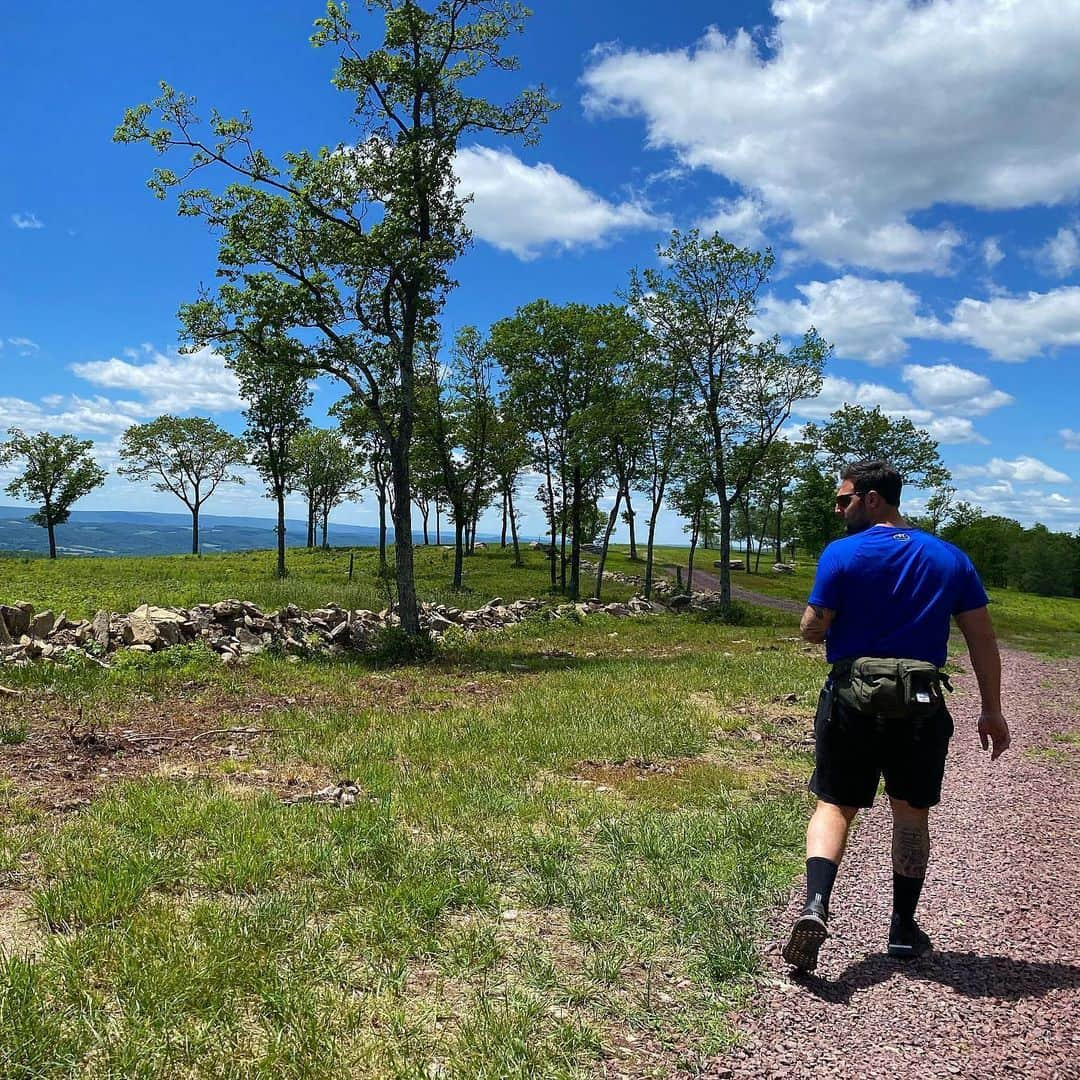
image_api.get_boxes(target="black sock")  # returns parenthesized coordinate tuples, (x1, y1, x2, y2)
(806, 857, 839, 916)
(892, 873, 925, 923)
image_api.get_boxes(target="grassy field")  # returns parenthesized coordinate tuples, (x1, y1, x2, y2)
(0, 544, 636, 620)
(1, 544, 1075, 1077)
(1, 595, 818, 1078)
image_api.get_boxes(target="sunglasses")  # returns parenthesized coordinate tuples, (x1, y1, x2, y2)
(835, 491, 864, 509)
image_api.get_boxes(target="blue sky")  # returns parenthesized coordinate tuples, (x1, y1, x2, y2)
(2, 0, 1079, 542)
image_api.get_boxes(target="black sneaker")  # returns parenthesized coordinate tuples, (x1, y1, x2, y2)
(782, 898, 828, 972)
(888, 915, 932, 959)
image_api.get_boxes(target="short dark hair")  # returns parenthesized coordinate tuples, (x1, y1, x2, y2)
(841, 459, 903, 506)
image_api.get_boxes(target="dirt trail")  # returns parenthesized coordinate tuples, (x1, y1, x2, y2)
(707, 647, 1080, 1079)
(662, 563, 804, 614)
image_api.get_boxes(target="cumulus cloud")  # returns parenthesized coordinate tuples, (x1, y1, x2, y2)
(0, 395, 147, 437)
(1038, 226, 1080, 277)
(900, 364, 1013, 416)
(792, 375, 926, 422)
(939, 286, 1080, 360)
(953, 481, 1078, 530)
(982, 238, 1004, 270)
(454, 146, 663, 258)
(954, 456, 1071, 484)
(582, 0, 1080, 273)
(759, 276, 940, 363)
(11, 212, 44, 230)
(1061, 428, 1080, 450)
(71, 345, 242, 414)
(697, 195, 774, 249)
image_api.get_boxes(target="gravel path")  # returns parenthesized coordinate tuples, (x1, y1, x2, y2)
(708, 647, 1080, 1080)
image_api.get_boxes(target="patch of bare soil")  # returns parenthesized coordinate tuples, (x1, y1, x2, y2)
(707, 648, 1080, 1080)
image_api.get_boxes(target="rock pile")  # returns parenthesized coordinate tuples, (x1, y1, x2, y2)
(0, 593, 660, 668)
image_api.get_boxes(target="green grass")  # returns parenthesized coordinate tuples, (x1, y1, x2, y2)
(0, 544, 635, 620)
(0, 609, 822, 1078)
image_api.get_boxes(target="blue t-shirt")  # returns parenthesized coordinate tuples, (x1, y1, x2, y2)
(808, 526, 989, 667)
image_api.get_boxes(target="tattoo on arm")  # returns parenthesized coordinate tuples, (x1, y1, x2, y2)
(811, 605, 826, 618)
(892, 820, 930, 878)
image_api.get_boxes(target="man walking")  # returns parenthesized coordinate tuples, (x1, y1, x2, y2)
(782, 459, 1011, 973)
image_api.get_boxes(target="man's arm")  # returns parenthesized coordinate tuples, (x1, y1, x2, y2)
(800, 604, 835, 644)
(953, 605, 1011, 760)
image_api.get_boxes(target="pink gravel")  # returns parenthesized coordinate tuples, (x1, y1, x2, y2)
(708, 647, 1080, 1080)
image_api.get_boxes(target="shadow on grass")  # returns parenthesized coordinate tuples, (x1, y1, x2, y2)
(795, 950, 1080, 1004)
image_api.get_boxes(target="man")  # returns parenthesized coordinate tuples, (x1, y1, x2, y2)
(782, 459, 1010, 973)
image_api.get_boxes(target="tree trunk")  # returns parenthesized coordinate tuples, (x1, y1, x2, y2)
(321, 507, 329, 549)
(687, 517, 699, 595)
(191, 503, 200, 556)
(389, 442, 420, 635)
(418, 500, 429, 545)
(775, 487, 784, 563)
(508, 488, 522, 567)
(718, 497, 732, 610)
(276, 490, 287, 579)
(453, 515, 465, 589)
(307, 498, 316, 549)
(568, 465, 582, 601)
(624, 485, 638, 560)
(500, 491, 508, 548)
(742, 495, 752, 574)
(435, 498, 441, 545)
(593, 486, 623, 601)
(378, 493, 388, 571)
(47, 520, 57, 559)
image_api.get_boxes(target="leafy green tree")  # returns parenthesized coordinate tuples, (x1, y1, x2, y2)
(802, 404, 950, 491)
(233, 341, 313, 578)
(117, 416, 247, 555)
(338, 404, 394, 569)
(1011, 524, 1079, 597)
(117, 1, 553, 636)
(629, 230, 827, 609)
(291, 428, 361, 549)
(790, 458, 842, 557)
(942, 514, 1025, 588)
(492, 301, 639, 600)
(0, 428, 107, 559)
(487, 404, 530, 567)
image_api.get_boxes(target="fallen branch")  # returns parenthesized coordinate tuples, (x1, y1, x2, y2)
(0, 686, 23, 697)
(118, 726, 296, 744)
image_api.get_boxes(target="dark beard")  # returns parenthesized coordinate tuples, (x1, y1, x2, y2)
(845, 519, 871, 535)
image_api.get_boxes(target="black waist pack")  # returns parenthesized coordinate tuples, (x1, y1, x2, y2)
(831, 657, 951, 720)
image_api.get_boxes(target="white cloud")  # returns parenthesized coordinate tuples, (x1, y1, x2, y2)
(954, 482, 1078, 530)
(454, 146, 663, 258)
(939, 286, 1080, 360)
(982, 237, 1004, 270)
(71, 345, 242, 414)
(11, 212, 44, 230)
(900, 364, 1012, 416)
(923, 417, 988, 446)
(1038, 226, 1080, 277)
(697, 195, 773, 249)
(793, 375, 927, 422)
(759, 276, 940, 363)
(583, 0, 1080, 273)
(0, 395, 147, 437)
(954, 456, 1071, 484)
(4, 337, 40, 356)
(1061, 428, 1080, 450)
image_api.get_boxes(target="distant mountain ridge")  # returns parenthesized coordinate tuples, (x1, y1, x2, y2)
(0, 505, 391, 557)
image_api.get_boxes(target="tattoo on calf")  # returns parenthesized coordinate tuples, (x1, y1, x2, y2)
(892, 820, 930, 878)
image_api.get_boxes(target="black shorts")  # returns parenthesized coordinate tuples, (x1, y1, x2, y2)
(808, 679, 954, 809)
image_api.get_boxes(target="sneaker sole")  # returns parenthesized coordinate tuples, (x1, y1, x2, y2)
(782, 913, 827, 972)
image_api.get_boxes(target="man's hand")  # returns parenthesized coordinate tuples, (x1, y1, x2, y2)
(800, 604, 834, 644)
(978, 709, 1011, 760)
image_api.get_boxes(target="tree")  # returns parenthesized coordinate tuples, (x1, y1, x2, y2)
(492, 300, 638, 600)
(790, 458, 842, 557)
(487, 404, 529, 567)
(291, 428, 361, 549)
(338, 404, 395, 570)
(630, 230, 827, 610)
(0, 429, 106, 559)
(233, 341, 313, 578)
(118, 1, 553, 637)
(802, 404, 950, 491)
(117, 416, 246, 554)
